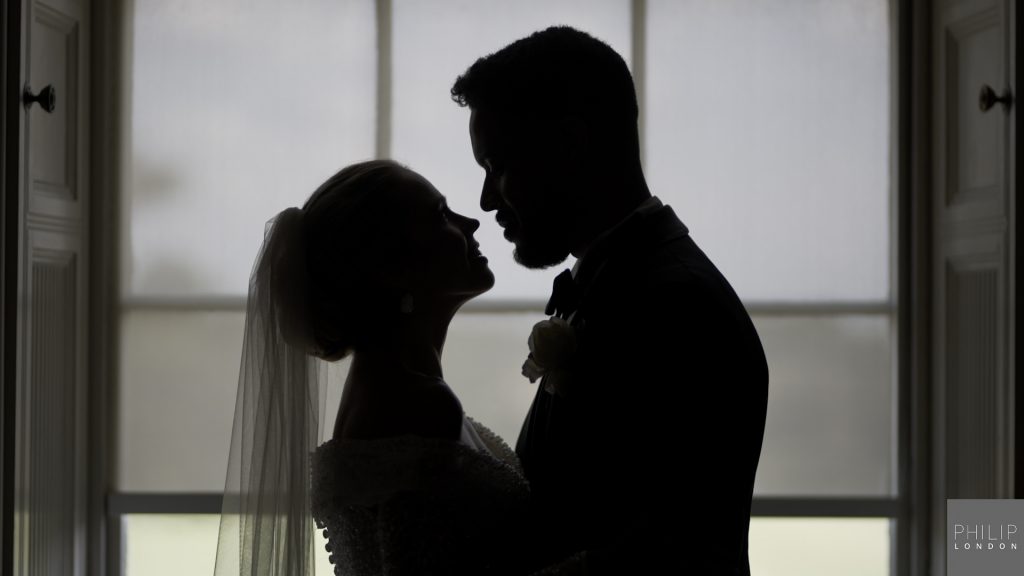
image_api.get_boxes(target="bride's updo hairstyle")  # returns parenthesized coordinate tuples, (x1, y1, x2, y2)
(275, 159, 414, 361)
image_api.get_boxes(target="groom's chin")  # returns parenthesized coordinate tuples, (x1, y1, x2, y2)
(512, 244, 568, 270)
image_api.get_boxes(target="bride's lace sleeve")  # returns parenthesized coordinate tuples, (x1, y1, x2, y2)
(466, 417, 524, 475)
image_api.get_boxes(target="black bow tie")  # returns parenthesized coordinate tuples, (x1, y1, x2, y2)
(545, 269, 581, 319)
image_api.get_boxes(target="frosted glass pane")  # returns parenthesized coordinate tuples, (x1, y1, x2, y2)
(754, 315, 894, 496)
(443, 312, 548, 443)
(749, 518, 891, 576)
(118, 311, 892, 495)
(123, 515, 334, 576)
(127, 0, 375, 298)
(122, 515, 891, 576)
(123, 515, 219, 576)
(647, 1, 891, 301)
(118, 310, 349, 491)
(392, 0, 631, 300)
(447, 312, 896, 496)
(116, 309, 535, 491)
(118, 310, 244, 491)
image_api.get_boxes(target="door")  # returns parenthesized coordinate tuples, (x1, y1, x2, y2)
(932, 0, 1016, 572)
(12, 0, 89, 574)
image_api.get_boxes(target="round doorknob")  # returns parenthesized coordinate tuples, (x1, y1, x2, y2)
(23, 84, 56, 113)
(979, 84, 1013, 112)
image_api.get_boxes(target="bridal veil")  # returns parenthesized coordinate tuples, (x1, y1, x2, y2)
(213, 208, 330, 576)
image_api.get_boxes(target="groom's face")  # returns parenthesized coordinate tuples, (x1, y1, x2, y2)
(469, 109, 572, 269)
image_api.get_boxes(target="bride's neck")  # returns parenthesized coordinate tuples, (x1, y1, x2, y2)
(333, 310, 461, 440)
(348, 303, 458, 386)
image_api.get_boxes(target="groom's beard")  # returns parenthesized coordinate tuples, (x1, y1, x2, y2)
(512, 235, 570, 270)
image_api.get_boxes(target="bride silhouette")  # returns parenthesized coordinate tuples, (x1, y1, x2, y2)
(212, 160, 530, 576)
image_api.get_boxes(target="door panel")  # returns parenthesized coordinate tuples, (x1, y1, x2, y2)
(932, 0, 1015, 573)
(944, 6, 1007, 220)
(13, 0, 88, 574)
(27, 5, 79, 212)
(943, 234, 1008, 498)
(16, 229, 84, 576)
(934, 0, 1013, 494)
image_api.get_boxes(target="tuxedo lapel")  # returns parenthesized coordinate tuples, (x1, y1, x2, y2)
(572, 204, 690, 318)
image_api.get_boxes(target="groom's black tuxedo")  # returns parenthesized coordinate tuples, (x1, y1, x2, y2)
(516, 198, 768, 575)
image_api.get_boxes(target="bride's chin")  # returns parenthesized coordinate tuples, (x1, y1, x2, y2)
(441, 282, 493, 305)
(467, 280, 494, 298)
(466, 277, 495, 298)
(477, 269, 496, 292)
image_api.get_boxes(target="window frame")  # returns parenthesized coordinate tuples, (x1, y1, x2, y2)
(97, 1, 918, 574)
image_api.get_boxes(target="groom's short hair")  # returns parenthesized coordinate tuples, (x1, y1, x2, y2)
(452, 26, 640, 161)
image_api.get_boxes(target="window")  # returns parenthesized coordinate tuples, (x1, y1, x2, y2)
(114, 1, 900, 574)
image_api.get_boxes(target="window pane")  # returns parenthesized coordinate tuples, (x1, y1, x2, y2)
(118, 310, 892, 496)
(753, 314, 894, 496)
(749, 518, 891, 575)
(443, 312, 547, 443)
(122, 515, 891, 576)
(123, 515, 218, 576)
(447, 313, 895, 497)
(451, 313, 896, 497)
(116, 309, 535, 491)
(647, 0, 891, 301)
(391, 0, 631, 301)
(127, 0, 376, 298)
(118, 309, 349, 492)
(118, 310, 243, 491)
(123, 514, 334, 576)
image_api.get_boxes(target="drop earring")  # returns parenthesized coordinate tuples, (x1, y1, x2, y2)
(400, 293, 415, 314)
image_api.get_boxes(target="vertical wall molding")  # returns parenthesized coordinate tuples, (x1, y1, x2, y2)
(375, 0, 392, 160)
(631, 0, 645, 166)
(1013, 0, 1022, 503)
(89, 1, 123, 574)
(1, 2, 24, 575)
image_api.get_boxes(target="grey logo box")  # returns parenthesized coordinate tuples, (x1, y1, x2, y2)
(948, 499, 1024, 576)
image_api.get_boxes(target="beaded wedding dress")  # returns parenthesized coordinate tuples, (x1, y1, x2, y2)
(310, 416, 531, 576)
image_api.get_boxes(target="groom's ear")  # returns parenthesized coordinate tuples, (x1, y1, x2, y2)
(553, 115, 589, 165)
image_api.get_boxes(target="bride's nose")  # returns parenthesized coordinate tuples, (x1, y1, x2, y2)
(457, 214, 481, 234)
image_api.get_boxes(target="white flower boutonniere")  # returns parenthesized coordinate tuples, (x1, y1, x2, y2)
(522, 316, 578, 397)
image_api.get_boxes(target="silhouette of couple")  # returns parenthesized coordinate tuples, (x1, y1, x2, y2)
(214, 26, 768, 576)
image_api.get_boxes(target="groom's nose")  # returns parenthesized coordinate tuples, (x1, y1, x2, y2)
(480, 175, 500, 213)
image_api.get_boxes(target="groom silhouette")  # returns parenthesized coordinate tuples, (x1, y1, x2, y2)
(453, 26, 768, 575)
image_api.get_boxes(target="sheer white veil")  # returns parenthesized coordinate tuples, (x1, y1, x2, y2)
(213, 206, 330, 576)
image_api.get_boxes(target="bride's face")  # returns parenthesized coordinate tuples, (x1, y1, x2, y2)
(397, 172, 494, 301)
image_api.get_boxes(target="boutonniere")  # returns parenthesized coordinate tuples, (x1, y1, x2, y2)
(521, 316, 578, 397)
